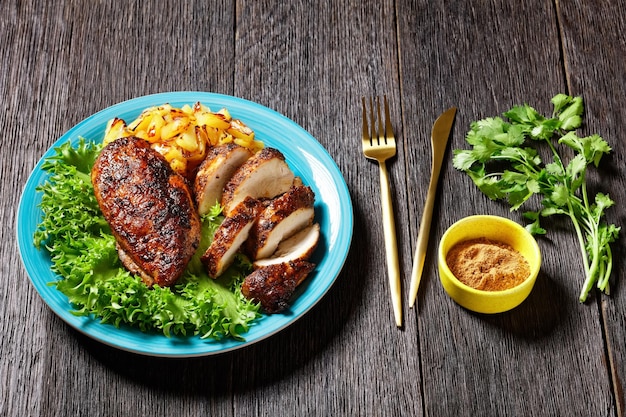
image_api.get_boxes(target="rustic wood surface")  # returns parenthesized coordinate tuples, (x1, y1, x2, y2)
(1, 0, 624, 416)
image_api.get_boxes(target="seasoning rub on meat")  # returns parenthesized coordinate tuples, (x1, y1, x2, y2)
(92, 128, 320, 314)
(91, 136, 201, 287)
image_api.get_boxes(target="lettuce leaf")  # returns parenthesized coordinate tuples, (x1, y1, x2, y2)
(34, 138, 260, 340)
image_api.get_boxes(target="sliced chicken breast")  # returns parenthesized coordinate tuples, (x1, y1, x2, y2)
(194, 143, 253, 215)
(221, 147, 295, 216)
(241, 260, 315, 313)
(253, 223, 320, 268)
(201, 197, 262, 278)
(246, 185, 315, 260)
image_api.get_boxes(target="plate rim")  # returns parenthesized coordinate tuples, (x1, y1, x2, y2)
(16, 91, 353, 357)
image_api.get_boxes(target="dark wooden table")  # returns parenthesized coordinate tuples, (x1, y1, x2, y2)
(2, 1, 625, 415)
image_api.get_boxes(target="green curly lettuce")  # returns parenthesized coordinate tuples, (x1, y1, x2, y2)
(34, 138, 260, 340)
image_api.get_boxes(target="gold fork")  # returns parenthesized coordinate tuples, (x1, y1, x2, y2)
(361, 96, 402, 327)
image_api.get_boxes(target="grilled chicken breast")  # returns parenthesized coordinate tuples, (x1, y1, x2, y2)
(201, 196, 262, 278)
(241, 260, 315, 313)
(91, 136, 201, 287)
(221, 147, 295, 216)
(194, 143, 253, 215)
(252, 223, 320, 268)
(246, 185, 315, 260)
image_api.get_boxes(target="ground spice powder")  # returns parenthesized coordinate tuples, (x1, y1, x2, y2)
(446, 237, 530, 291)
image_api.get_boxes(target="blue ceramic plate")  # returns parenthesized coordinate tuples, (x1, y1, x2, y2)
(17, 92, 353, 357)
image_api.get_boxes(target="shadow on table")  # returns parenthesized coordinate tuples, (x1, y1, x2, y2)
(473, 268, 569, 340)
(464, 230, 614, 340)
(462, 211, 624, 341)
(71, 238, 364, 397)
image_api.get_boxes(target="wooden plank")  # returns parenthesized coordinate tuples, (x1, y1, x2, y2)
(557, 0, 626, 414)
(232, 0, 422, 415)
(3, 0, 624, 415)
(2, 1, 238, 416)
(396, 0, 617, 415)
(1, 2, 76, 416)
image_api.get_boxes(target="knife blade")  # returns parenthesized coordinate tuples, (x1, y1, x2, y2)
(409, 107, 457, 308)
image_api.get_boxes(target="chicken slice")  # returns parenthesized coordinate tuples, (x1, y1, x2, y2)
(221, 147, 295, 216)
(241, 260, 316, 313)
(246, 185, 315, 260)
(252, 223, 320, 268)
(201, 197, 262, 278)
(194, 143, 253, 215)
(91, 136, 200, 287)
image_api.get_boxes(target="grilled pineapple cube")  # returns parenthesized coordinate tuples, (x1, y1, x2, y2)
(103, 118, 132, 145)
(102, 101, 261, 180)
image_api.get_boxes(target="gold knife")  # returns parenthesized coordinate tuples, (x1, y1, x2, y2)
(409, 107, 457, 307)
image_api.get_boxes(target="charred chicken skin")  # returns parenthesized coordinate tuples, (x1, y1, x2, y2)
(246, 185, 316, 260)
(201, 196, 262, 278)
(242, 260, 315, 313)
(91, 136, 201, 287)
(194, 143, 253, 216)
(221, 147, 295, 216)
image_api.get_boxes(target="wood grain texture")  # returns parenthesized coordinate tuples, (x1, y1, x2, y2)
(1, 0, 624, 415)
(396, 0, 622, 415)
(557, 0, 626, 414)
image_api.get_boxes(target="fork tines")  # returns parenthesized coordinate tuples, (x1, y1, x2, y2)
(362, 96, 395, 147)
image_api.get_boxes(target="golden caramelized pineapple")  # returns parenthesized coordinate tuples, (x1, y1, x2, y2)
(102, 102, 264, 181)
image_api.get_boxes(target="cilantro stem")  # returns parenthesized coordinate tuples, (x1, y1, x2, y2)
(568, 197, 593, 301)
(453, 94, 620, 303)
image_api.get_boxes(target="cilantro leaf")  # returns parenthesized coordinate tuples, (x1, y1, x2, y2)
(454, 94, 619, 302)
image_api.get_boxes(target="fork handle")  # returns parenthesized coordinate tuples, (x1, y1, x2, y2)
(378, 161, 402, 327)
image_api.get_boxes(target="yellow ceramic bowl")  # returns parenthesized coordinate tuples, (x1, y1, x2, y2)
(438, 215, 541, 314)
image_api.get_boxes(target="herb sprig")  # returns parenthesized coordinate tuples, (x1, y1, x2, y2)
(453, 94, 620, 302)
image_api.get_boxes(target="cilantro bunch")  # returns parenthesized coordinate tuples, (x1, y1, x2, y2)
(34, 139, 259, 339)
(453, 94, 620, 302)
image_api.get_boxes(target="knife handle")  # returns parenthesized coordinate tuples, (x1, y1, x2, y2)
(408, 174, 439, 307)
